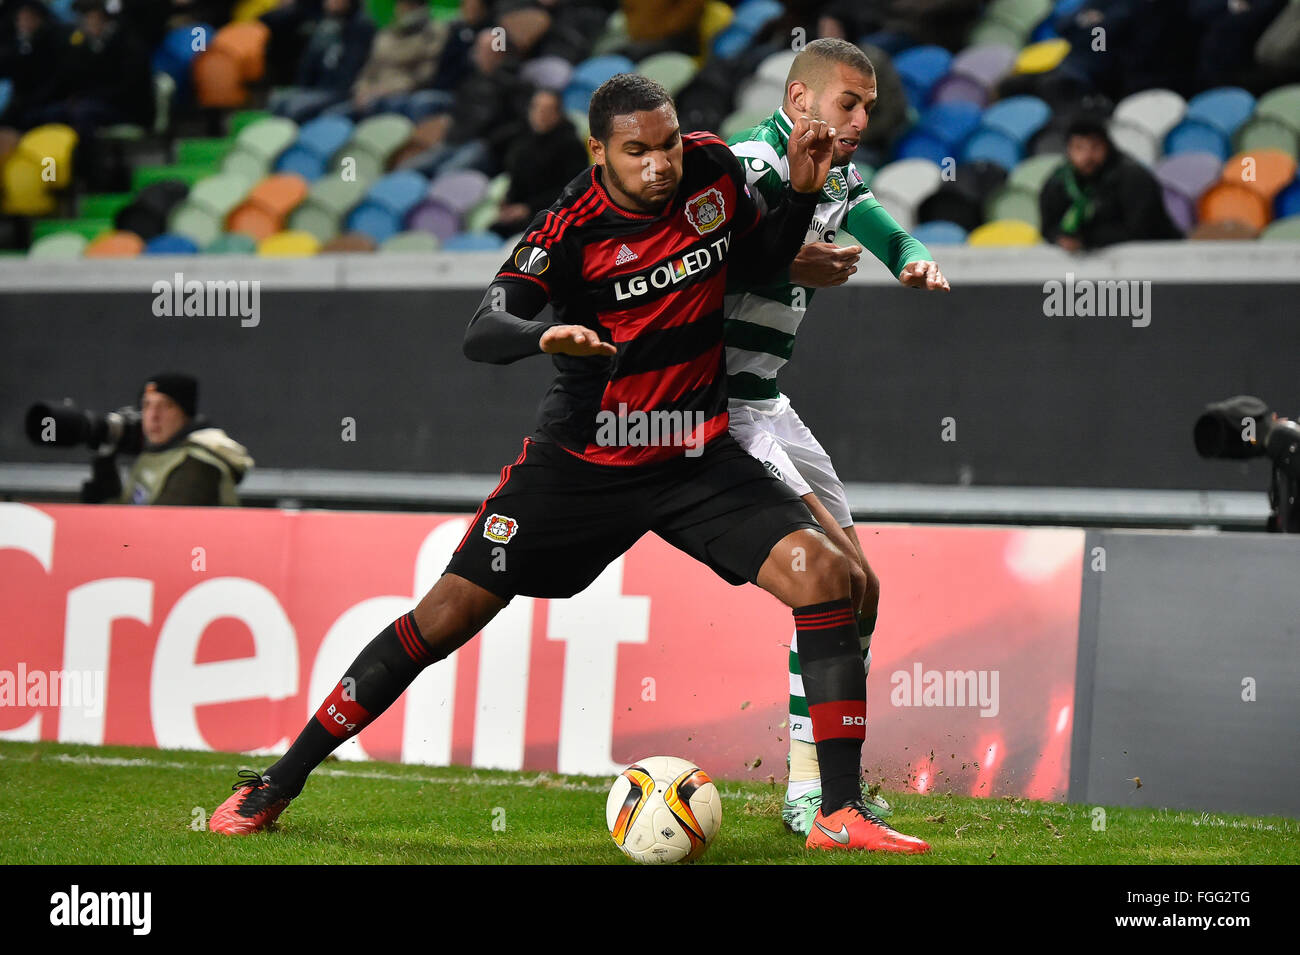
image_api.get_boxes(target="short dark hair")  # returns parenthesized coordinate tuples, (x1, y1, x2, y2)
(1066, 112, 1112, 144)
(788, 37, 875, 87)
(588, 73, 673, 143)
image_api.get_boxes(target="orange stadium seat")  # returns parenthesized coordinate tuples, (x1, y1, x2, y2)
(1220, 149, 1297, 202)
(213, 21, 270, 83)
(1198, 182, 1272, 231)
(194, 50, 248, 109)
(322, 232, 378, 253)
(226, 173, 310, 238)
(84, 230, 145, 258)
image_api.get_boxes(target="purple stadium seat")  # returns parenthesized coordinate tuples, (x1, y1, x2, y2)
(1161, 187, 1195, 233)
(950, 44, 1018, 88)
(1155, 152, 1224, 201)
(426, 169, 490, 216)
(520, 56, 574, 92)
(406, 199, 462, 242)
(929, 73, 989, 108)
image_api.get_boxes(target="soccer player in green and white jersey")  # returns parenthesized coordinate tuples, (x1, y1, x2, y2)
(725, 37, 950, 840)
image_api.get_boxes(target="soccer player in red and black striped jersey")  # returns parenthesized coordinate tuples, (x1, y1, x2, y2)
(209, 74, 928, 854)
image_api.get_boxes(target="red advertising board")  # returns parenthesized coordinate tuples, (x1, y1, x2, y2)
(0, 503, 1083, 798)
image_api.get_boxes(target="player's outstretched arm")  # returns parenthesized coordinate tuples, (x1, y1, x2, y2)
(463, 279, 558, 364)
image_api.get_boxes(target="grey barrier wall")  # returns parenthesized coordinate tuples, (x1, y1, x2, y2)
(1, 246, 1297, 490)
(1069, 530, 1300, 819)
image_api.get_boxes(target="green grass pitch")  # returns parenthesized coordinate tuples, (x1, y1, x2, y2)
(2, 741, 1296, 865)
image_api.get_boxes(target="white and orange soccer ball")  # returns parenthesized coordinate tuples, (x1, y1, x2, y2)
(605, 756, 722, 864)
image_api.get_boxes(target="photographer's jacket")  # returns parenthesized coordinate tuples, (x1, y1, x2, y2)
(84, 426, 254, 506)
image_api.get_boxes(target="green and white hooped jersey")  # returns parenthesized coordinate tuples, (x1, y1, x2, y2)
(725, 107, 875, 405)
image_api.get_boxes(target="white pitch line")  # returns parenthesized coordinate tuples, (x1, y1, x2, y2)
(0, 751, 762, 801)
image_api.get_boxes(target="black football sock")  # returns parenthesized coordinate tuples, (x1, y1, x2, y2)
(262, 611, 439, 796)
(794, 598, 867, 813)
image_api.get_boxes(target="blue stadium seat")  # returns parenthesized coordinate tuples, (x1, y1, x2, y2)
(910, 220, 968, 245)
(1276, 179, 1300, 219)
(980, 95, 1052, 145)
(441, 232, 507, 251)
(275, 115, 354, 181)
(0, 79, 11, 118)
(917, 101, 983, 148)
(711, 24, 754, 59)
(564, 54, 636, 112)
(1164, 121, 1231, 161)
(731, 0, 784, 32)
(143, 233, 199, 255)
(152, 24, 215, 100)
(962, 128, 1022, 170)
(893, 45, 954, 108)
(346, 204, 403, 245)
(1184, 87, 1256, 137)
(274, 147, 328, 181)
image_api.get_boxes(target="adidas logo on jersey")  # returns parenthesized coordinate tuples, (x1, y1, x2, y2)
(614, 244, 638, 266)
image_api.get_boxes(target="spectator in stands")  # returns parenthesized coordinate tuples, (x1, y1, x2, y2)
(1190, 0, 1288, 93)
(491, 87, 588, 236)
(1039, 114, 1181, 252)
(620, 0, 706, 58)
(0, 0, 66, 128)
(347, 0, 450, 119)
(81, 373, 254, 507)
(269, 0, 375, 123)
(427, 0, 492, 91)
(1256, 0, 1300, 84)
(396, 25, 530, 177)
(261, 0, 325, 87)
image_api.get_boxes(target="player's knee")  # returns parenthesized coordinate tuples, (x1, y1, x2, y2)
(801, 535, 852, 603)
(861, 564, 880, 616)
(848, 560, 868, 608)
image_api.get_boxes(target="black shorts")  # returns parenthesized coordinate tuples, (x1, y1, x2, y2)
(444, 433, 822, 600)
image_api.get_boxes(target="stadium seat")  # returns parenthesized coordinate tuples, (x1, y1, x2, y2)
(967, 218, 1041, 246)
(28, 232, 88, 258)
(380, 230, 439, 252)
(144, 233, 200, 255)
(80, 193, 134, 221)
(918, 181, 984, 231)
(1155, 151, 1222, 202)
(895, 129, 957, 165)
(720, 108, 771, 141)
(520, 56, 574, 92)
(340, 113, 414, 178)
(698, 1, 735, 60)
(322, 232, 378, 253)
(1161, 188, 1196, 234)
(1113, 89, 1187, 144)
(426, 169, 490, 215)
(212, 20, 270, 83)
(1197, 182, 1271, 231)
(1164, 121, 1231, 161)
(31, 217, 112, 244)
(1184, 87, 1256, 138)
(962, 128, 1022, 170)
(176, 138, 236, 167)
(985, 185, 1040, 228)
(133, 163, 212, 192)
(1254, 84, 1300, 135)
(950, 44, 1018, 88)
(193, 48, 247, 108)
(1189, 219, 1257, 240)
(153, 23, 215, 99)
(637, 52, 698, 96)
(290, 176, 370, 242)
(277, 116, 354, 180)
(1008, 153, 1063, 194)
(1013, 38, 1069, 75)
(1107, 119, 1160, 166)
(755, 49, 798, 85)
(224, 117, 299, 179)
(986, 0, 1052, 36)
(226, 173, 311, 239)
(909, 220, 968, 245)
(732, 0, 783, 32)
(1275, 179, 1300, 219)
(229, 109, 271, 137)
(589, 9, 629, 58)
(564, 55, 636, 113)
(347, 170, 428, 243)
(1233, 117, 1299, 159)
(869, 158, 943, 231)
(187, 172, 257, 220)
(929, 73, 990, 108)
(980, 96, 1052, 144)
(3, 152, 56, 215)
(169, 202, 224, 246)
(0, 79, 11, 117)
(115, 181, 190, 240)
(917, 101, 984, 149)
(440, 232, 505, 251)
(232, 0, 277, 20)
(735, 72, 785, 117)
(406, 199, 461, 242)
(967, 19, 1025, 49)
(709, 23, 754, 60)
(84, 231, 145, 258)
(1222, 149, 1297, 203)
(257, 230, 321, 257)
(893, 45, 953, 108)
(1261, 214, 1300, 241)
(206, 231, 259, 253)
(18, 124, 78, 189)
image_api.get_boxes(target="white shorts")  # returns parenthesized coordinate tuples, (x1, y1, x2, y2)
(727, 394, 854, 528)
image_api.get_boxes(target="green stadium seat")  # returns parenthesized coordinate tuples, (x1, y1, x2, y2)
(985, 185, 1040, 228)
(176, 137, 236, 167)
(720, 108, 770, 141)
(1234, 117, 1299, 159)
(1261, 215, 1300, 241)
(636, 52, 698, 96)
(206, 231, 259, 253)
(986, 0, 1051, 36)
(169, 202, 223, 247)
(188, 172, 257, 218)
(229, 109, 271, 137)
(380, 230, 439, 252)
(132, 163, 211, 191)
(289, 174, 370, 242)
(28, 232, 89, 258)
(1254, 85, 1300, 135)
(339, 114, 414, 175)
(967, 19, 1024, 49)
(79, 193, 134, 221)
(1008, 153, 1063, 194)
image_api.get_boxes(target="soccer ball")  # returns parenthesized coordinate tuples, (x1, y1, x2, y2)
(605, 755, 722, 864)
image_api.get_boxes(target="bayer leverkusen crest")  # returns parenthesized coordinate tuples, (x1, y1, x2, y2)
(483, 513, 519, 544)
(684, 187, 726, 235)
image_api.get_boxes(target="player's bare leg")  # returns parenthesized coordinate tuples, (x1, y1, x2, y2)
(209, 574, 505, 834)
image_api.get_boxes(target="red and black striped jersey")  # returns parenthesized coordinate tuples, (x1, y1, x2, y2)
(465, 130, 818, 467)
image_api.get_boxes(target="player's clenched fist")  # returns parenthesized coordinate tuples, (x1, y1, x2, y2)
(539, 325, 618, 357)
(786, 115, 836, 195)
(897, 260, 950, 291)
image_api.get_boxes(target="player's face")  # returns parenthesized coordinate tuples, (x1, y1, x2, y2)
(801, 65, 875, 165)
(591, 104, 683, 215)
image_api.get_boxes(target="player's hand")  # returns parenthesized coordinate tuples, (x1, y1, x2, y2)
(789, 242, 861, 287)
(539, 325, 618, 357)
(786, 116, 836, 195)
(898, 260, 950, 291)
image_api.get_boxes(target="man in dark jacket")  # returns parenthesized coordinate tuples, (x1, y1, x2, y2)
(0, 0, 66, 128)
(269, 0, 376, 122)
(1039, 113, 1181, 251)
(491, 88, 588, 236)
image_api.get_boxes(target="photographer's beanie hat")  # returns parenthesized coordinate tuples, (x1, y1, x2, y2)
(142, 373, 198, 418)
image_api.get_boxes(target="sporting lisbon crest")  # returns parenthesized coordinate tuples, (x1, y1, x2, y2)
(483, 513, 520, 543)
(684, 187, 726, 235)
(824, 168, 847, 200)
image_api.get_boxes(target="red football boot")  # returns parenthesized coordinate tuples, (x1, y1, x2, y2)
(209, 769, 294, 835)
(805, 799, 931, 853)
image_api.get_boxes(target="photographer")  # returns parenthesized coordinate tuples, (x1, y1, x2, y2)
(80, 373, 253, 507)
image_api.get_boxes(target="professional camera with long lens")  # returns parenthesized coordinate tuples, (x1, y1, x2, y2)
(24, 399, 145, 457)
(1194, 395, 1300, 533)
